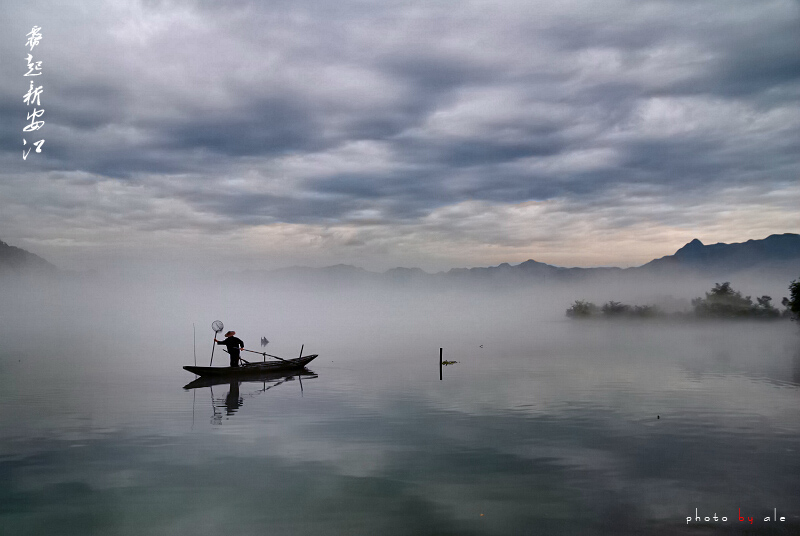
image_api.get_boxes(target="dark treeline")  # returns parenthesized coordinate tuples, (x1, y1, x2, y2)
(567, 279, 800, 321)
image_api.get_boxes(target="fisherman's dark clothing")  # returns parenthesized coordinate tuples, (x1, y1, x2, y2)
(216, 336, 244, 367)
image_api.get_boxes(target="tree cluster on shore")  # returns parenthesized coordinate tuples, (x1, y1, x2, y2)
(566, 280, 800, 321)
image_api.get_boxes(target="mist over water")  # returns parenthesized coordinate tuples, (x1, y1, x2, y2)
(2, 271, 799, 535)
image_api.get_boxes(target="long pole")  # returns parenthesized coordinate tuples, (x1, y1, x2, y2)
(440, 348, 443, 381)
(240, 347, 292, 363)
(193, 323, 197, 367)
(210, 328, 223, 366)
(210, 335, 216, 367)
(191, 389, 196, 430)
(298, 344, 305, 394)
(210, 384, 219, 421)
(210, 321, 224, 367)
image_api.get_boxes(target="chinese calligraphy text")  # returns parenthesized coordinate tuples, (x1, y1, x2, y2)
(23, 25, 44, 160)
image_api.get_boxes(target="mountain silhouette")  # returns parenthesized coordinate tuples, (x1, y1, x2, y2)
(259, 233, 800, 285)
(638, 233, 800, 274)
(0, 239, 57, 276)
(3, 232, 798, 283)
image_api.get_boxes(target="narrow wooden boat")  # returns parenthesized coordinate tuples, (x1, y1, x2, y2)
(184, 354, 318, 377)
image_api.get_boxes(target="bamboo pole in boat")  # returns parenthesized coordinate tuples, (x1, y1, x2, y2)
(240, 347, 292, 364)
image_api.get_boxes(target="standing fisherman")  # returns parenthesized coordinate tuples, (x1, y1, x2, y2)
(215, 330, 245, 367)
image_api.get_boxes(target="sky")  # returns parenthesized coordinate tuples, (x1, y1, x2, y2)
(1, 0, 799, 272)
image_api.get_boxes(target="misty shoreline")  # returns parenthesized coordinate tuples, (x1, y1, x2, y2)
(566, 280, 799, 323)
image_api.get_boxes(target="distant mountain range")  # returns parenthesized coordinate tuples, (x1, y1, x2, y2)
(2, 233, 799, 282)
(639, 234, 800, 274)
(0, 239, 57, 276)
(249, 233, 800, 285)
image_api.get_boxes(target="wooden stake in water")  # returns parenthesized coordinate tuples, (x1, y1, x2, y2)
(440, 348, 443, 381)
(298, 344, 305, 394)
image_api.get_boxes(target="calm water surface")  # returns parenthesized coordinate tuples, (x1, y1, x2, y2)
(2, 307, 800, 535)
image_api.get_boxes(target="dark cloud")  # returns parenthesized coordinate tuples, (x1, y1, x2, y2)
(378, 51, 499, 94)
(160, 96, 324, 156)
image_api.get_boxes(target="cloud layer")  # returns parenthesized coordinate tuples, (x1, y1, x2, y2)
(2, 0, 799, 270)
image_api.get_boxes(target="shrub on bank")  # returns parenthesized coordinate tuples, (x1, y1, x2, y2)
(783, 279, 799, 321)
(566, 279, 798, 321)
(565, 300, 663, 319)
(566, 300, 598, 318)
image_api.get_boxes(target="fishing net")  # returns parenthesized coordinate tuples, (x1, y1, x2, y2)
(212, 320, 224, 333)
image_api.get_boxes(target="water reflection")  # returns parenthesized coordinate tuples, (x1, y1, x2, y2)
(3, 319, 800, 535)
(223, 382, 242, 415)
(184, 370, 319, 424)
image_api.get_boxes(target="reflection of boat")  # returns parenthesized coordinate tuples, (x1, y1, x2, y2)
(183, 354, 318, 378)
(187, 369, 318, 425)
(184, 369, 318, 390)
